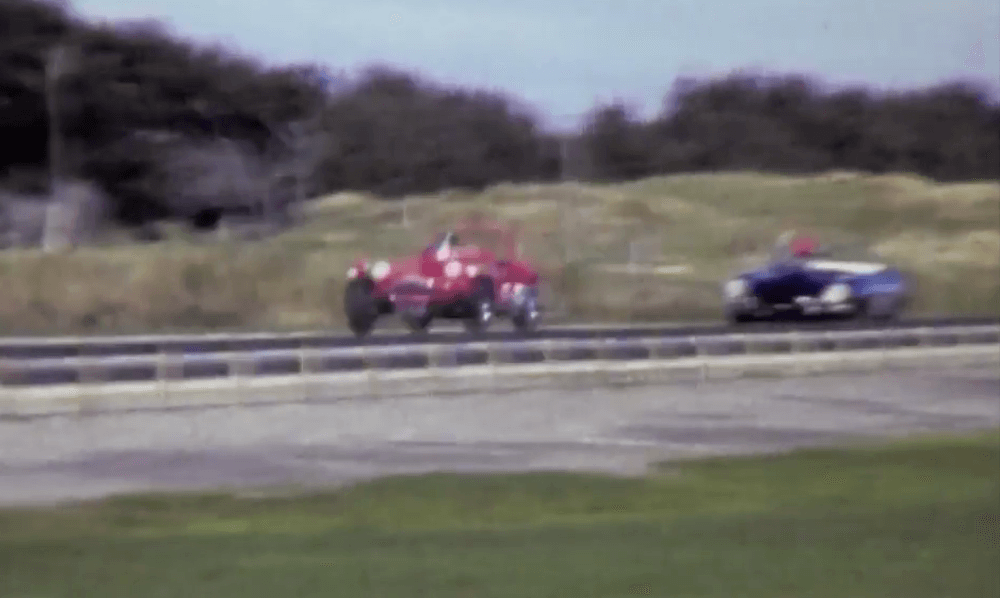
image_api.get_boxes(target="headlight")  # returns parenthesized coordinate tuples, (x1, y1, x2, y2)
(820, 283, 851, 303)
(370, 260, 391, 281)
(346, 267, 358, 279)
(723, 279, 748, 299)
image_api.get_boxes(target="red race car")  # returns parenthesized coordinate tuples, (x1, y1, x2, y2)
(343, 217, 542, 337)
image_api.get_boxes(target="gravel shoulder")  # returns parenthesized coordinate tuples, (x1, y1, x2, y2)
(0, 366, 997, 506)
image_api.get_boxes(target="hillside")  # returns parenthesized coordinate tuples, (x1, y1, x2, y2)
(0, 171, 996, 334)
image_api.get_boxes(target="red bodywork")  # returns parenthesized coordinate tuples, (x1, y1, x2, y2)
(347, 218, 540, 316)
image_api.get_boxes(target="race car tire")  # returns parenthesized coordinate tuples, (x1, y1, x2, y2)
(344, 277, 378, 338)
(857, 294, 902, 324)
(463, 277, 495, 334)
(512, 285, 541, 334)
(724, 306, 756, 325)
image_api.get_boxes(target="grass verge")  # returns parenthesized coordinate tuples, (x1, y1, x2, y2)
(0, 170, 997, 334)
(1, 430, 997, 597)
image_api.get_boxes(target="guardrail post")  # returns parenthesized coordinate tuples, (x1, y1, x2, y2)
(0, 358, 8, 417)
(640, 338, 657, 384)
(823, 331, 841, 371)
(299, 346, 322, 401)
(691, 336, 706, 385)
(230, 351, 244, 405)
(784, 330, 799, 376)
(297, 347, 307, 402)
(731, 333, 747, 381)
(427, 344, 442, 396)
(156, 347, 172, 405)
(487, 341, 499, 393)
(917, 327, 931, 348)
(876, 328, 888, 370)
(598, 338, 613, 386)
(76, 354, 102, 415)
(363, 346, 380, 399)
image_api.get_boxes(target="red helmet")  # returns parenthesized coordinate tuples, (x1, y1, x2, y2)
(790, 236, 816, 257)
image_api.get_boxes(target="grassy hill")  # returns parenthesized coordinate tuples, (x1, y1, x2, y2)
(1, 171, 997, 334)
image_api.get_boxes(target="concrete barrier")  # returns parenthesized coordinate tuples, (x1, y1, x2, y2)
(1, 324, 997, 417)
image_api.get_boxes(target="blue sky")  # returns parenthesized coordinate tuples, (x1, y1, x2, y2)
(70, 0, 1000, 130)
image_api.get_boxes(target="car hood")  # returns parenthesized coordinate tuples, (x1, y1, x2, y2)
(741, 259, 888, 301)
(743, 258, 888, 280)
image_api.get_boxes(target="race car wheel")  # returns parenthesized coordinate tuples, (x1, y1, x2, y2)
(857, 294, 901, 324)
(463, 277, 495, 334)
(344, 278, 378, 338)
(512, 286, 541, 334)
(724, 306, 756, 325)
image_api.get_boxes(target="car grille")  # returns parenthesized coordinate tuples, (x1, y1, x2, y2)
(391, 280, 431, 296)
(390, 280, 433, 309)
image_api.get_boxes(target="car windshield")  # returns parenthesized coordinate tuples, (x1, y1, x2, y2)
(427, 232, 455, 254)
(460, 227, 508, 254)
(428, 226, 509, 256)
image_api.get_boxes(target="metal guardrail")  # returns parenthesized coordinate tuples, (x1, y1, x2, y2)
(2, 324, 997, 390)
(0, 316, 995, 360)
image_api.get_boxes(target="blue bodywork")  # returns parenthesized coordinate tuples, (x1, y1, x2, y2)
(724, 254, 909, 321)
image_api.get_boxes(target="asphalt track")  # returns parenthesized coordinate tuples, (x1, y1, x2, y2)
(1, 315, 995, 360)
(0, 365, 997, 506)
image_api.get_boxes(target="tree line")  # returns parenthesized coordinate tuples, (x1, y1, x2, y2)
(2, 0, 998, 240)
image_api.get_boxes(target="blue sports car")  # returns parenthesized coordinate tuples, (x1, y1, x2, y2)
(721, 243, 910, 324)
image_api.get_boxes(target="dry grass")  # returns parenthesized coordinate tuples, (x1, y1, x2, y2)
(1, 171, 997, 335)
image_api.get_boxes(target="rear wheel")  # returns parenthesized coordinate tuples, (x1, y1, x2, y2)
(463, 278, 495, 334)
(344, 278, 378, 338)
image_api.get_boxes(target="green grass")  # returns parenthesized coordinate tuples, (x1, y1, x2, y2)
(2, 430, 998, 597)
(0, 171, 997, 334)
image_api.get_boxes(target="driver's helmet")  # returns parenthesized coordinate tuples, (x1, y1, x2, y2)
(790, 235, 817, 257)
(432, 231, 459, 261)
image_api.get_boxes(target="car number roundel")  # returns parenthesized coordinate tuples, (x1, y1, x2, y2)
(444, 260, 462, 278)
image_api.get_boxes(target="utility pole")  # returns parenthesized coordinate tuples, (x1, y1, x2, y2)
(42, 43, 77, 251)
(45, 44, 67, 191)
(560, 135, 569, 181)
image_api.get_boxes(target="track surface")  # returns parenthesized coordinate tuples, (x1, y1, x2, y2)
(1, 365, 997, 506)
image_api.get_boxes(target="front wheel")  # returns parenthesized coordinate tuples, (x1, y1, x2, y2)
(512, 287, 541, 334)
(344, 278, 378, 338)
